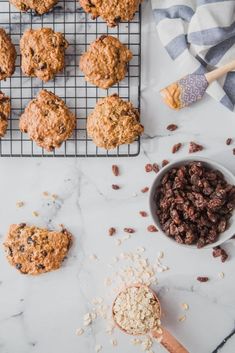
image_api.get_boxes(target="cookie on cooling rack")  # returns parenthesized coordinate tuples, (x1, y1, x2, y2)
(19, 89, 76, 151)
(20, 28, 68, 82)
(87, 94, 143, 149)
(4, 223, 72, 275)
(79, 0, 141, 27)
(10, 0, 58, 14)
(0, 28, 17, 80)
(80, 35, 133, 89)
(0, 91, 11, 138)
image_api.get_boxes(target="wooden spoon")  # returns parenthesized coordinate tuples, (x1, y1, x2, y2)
(160, 59, 235, 110)
(112, 283, 189, 353)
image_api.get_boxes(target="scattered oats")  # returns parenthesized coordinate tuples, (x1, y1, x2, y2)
(141, 337, 153, 351)
(75, 328, 84, 336)
(119, 252, 128, 260)
(95, 344, 102, 352)
(137, 246, 145, 254)
(32, 211, 39, 217)
(218, 272, 225, 279)
(132, 192, 138, 197)
(131, 338, 142, 345)
(91, 312, 97, 320)
(112, 256, 119, 263)
(178, 315, 186, 322)
(16, 201, 24, 208)
(115, 239, 122, 246)
(104, 277, 112, 286)
(157, 251, 164, 259)
(181, 303, 189, 311)
(89, 254, 98, 261)
(83, 313, 92, 326)
(110, 339, 117, 346)
(43, 191, 49, 197)
(123, 234, 131, 241)
(92, 297, 103, 305)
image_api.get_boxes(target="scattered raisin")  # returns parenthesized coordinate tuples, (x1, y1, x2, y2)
(233, 148, 235, 155)
(152, 163, 160, 173)
(112, 165, 119, 176)
(108, 227, 116, 236)
(172, 143, 182, 154)
(124, 228, 135, 233)
(197, 276, 209, 282)
(162, 160, 169, 167)
(141, 187, 149, 193)
(167, 124, 178, 131)
(189, 142, 203, 153)
(145, 164, 153, 172)
(112, 184, 120, 190)
(139, 211, 148, 217)
(147, 225, 158, 232)
(226, 138, 232, 145)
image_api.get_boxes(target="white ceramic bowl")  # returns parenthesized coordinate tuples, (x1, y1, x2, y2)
(149, 156, 235, 249)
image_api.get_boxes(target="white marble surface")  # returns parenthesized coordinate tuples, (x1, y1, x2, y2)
(1, 1, 235, 353)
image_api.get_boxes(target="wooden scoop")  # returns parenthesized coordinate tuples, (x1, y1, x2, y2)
(112, 284, 189, 353)
(160, 59, 235, 110)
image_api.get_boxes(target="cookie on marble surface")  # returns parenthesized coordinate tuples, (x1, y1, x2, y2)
(4, 223, 72, 275)
(19, 89, 76, 151)
(10, 0, 58, 14)
(80, 35, 133, 89)
(20, 28, 68, 82)
(0, 91, 11, 138)
(87, 94, 143, 149)
(79, 0, 141, 27)
(0, 28, 17, 80)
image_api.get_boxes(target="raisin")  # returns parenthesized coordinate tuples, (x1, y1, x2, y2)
(112, 165, 119, 176)
(197, 276, 209, 282)
(141, 187, 149, 193)
(112, 184, 120, 190)
(108, 227, 116, 236)
(167, 124, 178, 131)
(226, 138, 232, 145)
(189, 142, 203, 153)
(124, 228, 135, 233)
(147, 225, 158, 232)
(145, 164, 153, 172)
(172, 143, 182, 154)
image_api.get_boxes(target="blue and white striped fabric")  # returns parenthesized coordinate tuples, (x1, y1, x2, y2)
(151, 0, 235, 111)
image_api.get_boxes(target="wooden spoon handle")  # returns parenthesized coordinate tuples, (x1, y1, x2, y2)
(205, 59, 235, 84)
(151, 327, 189, 353)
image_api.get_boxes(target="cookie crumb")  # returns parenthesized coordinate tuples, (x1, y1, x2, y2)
(147, 225, 158, 232)
(139, 211, 148, 217)
(43, 191, 50, 197)
(32, 211, 39, 217)
(162, 159, 169, 167)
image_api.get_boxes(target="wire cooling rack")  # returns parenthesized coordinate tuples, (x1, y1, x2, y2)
(0, 0, 141, 157)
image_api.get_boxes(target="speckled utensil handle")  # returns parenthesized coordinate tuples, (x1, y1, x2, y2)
(205, 59, 235, 84)
(152, 327, 189, 353)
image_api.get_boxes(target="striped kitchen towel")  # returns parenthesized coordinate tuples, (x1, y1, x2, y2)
(151, 0, 235, 111)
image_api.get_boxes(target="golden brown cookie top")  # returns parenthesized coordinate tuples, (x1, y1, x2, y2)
(19, 89, 76, 151)
(0, 91, 11, 138)
(79, 0, 141, 27)
(4, 223, 72, 275)
(20, 28, 68, 82)
(80, 35, 133, 89)
(0, 28, 17, 81)
(87, 94, 143, 149)
(10, 0, 58, 14)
